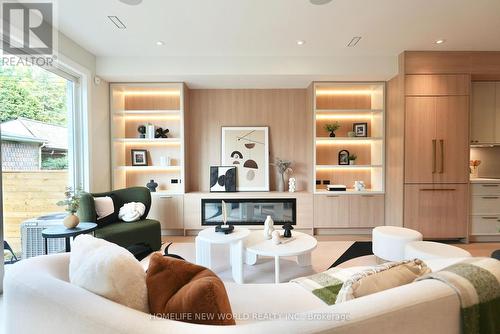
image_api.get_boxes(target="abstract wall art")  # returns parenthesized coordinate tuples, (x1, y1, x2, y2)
(210, 166, 237, 192)
(221, 126, 269, 191)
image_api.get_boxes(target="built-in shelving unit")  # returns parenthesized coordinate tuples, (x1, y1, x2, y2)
(313, 82, 386, 194)
(110, 83, 186, 194)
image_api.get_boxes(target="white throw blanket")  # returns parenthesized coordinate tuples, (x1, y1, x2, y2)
(118, 202, 146, 222)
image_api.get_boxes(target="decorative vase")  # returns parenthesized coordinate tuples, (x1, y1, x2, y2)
(271, 230, 281, 245)
(63, 213, 79, 228)
(329, 132, 336, 137)
(282, 223, 294, 238)
(347, 131, 356, 137)
(349, 160, 356, 165)
(146, 179, 158, 192)
(277, 173, 286, 192)
(288, 177, 297, 193)
(263, 215, 274, 240)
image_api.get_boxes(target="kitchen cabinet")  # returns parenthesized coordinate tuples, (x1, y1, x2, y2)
(471, 82, 500, 144)
(471, 182, 500, 237)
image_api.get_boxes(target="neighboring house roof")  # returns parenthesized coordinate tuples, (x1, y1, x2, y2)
(0, 118, 68, 150)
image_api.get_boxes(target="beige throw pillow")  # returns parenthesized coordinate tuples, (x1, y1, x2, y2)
(336, 259, 430, 303)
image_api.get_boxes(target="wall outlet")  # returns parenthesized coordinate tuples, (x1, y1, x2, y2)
(316, 180, 321, 185)
(170, 179, 179, 184)
(322, 180, 330, 185)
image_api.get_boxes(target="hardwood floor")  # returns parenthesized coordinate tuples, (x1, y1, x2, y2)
(161, 235, 499, 257)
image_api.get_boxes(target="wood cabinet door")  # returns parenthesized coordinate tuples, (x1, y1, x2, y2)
(404, 184, 468, 239)
(313, 195, 349, 227)
(405, 97, 437, 183)
(471, 82, 496, 144)
(149, 195, 184, 229)
(349, 195, 384, 227)
(434, 96, 470, 183)
(405, 74, 470, 96)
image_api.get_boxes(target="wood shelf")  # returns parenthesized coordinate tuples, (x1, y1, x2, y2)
(114, 109, 181, 115)
(316, 164, 383, 169)
(315, 189, 385, 195)
(316, 137, 383, 141)
(114, 166, 181, 172)
(113, 138, 181, 144)
(315, 109, 384, 113)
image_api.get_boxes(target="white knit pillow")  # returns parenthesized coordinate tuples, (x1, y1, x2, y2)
(69, 235, 149, 313)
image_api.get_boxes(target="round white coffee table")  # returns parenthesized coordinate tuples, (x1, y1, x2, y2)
(195, 227, 250, 284)
(245, 231, 317, 283)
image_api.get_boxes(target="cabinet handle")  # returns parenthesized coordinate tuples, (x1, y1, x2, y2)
(481, 217, 499, 220)
(432, 139, 437, 174)
(159, 196, 173, 199)
(326, 195, 339, 198)
(361, 195, 375, 197)
(439, 139, 444, 173)
(481, 196, 499, 199)
(420, 188, 456, 191)
(482, 184, 499, 187)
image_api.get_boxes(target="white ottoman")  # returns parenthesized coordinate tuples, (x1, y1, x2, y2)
(405, 241, 472, 260)
(372, 226, 423, 261)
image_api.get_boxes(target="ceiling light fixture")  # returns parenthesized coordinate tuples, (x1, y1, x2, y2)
(107, 16, 126, 29)
(118, 0, 143, 5)
(310, 0, 333, 5)
(156, 41, 164, 46)
(296, 40, 305, 46)
(347, 36, 362, 47)
(435, 39, 445, 44)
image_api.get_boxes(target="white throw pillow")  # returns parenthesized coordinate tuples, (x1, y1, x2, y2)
(69, 235, 149, 313)
(94, 196, 114, 219)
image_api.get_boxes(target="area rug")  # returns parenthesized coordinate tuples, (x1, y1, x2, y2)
(141, 240, 357, 284)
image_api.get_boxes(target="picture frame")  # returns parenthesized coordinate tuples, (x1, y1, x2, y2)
(210, 166, 237, 192)
(338, 149, 350, 165)
(353, 122, 368, 137)
(221, 126, 269, 191)
(131, 149, 148, 166)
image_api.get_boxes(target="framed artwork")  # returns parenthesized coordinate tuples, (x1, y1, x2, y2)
(131, 149, 148, 166)
(210, 166, 237, 192)
(353, 123, 368, 137)
(338, 149, 350, 165)
(221, 126, 269, 191)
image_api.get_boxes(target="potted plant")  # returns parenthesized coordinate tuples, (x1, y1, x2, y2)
(57, 186, 82, 228)
(271, 158, 293, 192)
(324, 122, 341, 137)
(348, 154, 357, 165)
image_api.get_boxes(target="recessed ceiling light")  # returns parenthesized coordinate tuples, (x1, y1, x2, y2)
(156, 41, 165, 46)
(347, 36, 362, 47)
(435, 39, 446, 44)
(296, 40, 305, 46)
(310, 0, 333, 5)
(107, 16, 126, 29)
(118, 0, 143, 5)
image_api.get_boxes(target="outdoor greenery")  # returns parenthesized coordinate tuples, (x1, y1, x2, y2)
(42, 156, 69, 170)
(0, 64, 68, 125)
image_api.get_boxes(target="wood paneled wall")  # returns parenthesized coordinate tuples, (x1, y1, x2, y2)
(186, 89, 312, 192)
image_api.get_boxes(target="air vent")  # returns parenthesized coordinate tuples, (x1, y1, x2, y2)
(347, 36, 362, 47)
(108, 16, 126, 29)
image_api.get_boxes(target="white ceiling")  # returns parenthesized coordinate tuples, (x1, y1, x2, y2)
(56, 0, 500, 88)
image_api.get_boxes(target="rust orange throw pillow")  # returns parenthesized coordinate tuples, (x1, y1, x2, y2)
(146, 253, 235, 325)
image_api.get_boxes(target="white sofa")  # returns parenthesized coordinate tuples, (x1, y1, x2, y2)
(4, 254, 465, 334)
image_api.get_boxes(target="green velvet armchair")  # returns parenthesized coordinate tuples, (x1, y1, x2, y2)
(77, 187, 162, 251)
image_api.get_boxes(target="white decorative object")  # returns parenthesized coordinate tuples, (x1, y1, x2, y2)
(271, 230, 281, 245)
(118, 202, 146, 222)
(69, 235, 149, 312)
(221, 200, 230, 228)
(404, 241, 471, 260)
(246, 231, 318, 283)
(288, 177, 297, 192)
(263, 215, 274, 240)
(195, 227, 250, 284)
(372, 226, 423, 261)
(353, 181, 366, 192)
(146, 123, 155, 139)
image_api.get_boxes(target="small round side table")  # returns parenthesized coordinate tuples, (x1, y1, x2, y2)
(41, 222, 98, 254)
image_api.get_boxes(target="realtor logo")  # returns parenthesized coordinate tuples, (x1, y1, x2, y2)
(2, 1, 53, 55)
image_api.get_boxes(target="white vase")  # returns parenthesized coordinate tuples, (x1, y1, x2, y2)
(263, 215, 274, 240)
(272, 230, 281, 245)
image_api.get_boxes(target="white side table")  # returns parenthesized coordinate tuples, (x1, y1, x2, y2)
(195, 227, 250, 284)
(245, 231, 317, 283)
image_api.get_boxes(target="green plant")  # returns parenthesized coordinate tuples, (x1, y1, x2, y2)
(348, 154, 357, 161)
(41, 156, 68, 170)
(57, 186, 82, 214)
(324, 122, 340, 133)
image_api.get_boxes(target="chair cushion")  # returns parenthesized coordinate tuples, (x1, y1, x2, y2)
(146, 253, 235, 326)
(69, 235, 149, 313)
(94, 194, 119, 227)
(94, 219, 161, 251)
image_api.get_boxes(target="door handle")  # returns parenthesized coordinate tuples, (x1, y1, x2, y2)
(432, 139, 437, 174)
(482, 184, 499, 187)
(481, 217, 499, 220)
(439, 139, 444, 174)
(481, 196, 499, 199)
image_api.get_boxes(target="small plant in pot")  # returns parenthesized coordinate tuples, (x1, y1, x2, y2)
(348, 154, 357, 165)
(57, 186, 82, 228)
(324, 122, 341, 137)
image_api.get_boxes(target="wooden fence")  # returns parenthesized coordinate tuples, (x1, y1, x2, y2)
(2, 171, 68, 254)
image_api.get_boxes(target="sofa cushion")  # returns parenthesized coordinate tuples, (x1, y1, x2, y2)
(146, 253, 235, 326)
(94, 194, 119, 227)
(94, 219, 161, 251)
(69, 235, 149, 313)
(336, 259, 430, 303)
